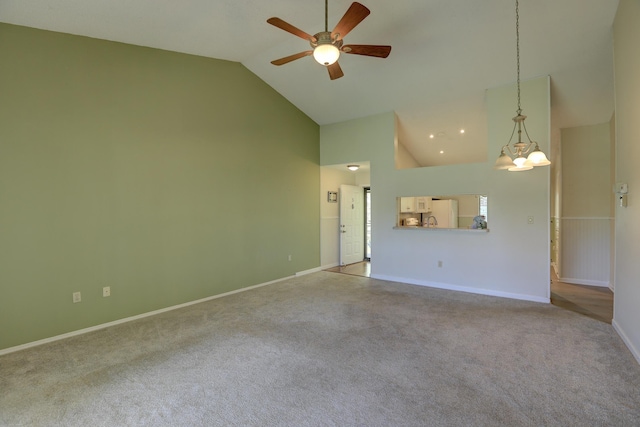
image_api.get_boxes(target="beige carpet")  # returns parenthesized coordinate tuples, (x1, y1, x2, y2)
(1, 272, 639, 426)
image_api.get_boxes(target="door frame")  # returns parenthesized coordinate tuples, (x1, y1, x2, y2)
(339, 184, 365, 266)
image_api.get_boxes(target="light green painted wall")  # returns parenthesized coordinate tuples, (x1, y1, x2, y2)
(0, 23, 320, 350)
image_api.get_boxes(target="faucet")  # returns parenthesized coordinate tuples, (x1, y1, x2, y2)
(424, 215, 438, 227)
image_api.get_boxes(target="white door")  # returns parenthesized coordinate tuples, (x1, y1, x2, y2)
(340, 184, 364, 265)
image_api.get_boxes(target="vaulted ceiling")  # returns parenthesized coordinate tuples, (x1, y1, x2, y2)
(0, 0, 619, 166)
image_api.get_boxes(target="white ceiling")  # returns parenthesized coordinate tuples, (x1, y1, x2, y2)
(0, 0, 619, 166)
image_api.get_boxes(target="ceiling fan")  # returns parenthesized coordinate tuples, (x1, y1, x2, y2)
(267, 1, 392, 80)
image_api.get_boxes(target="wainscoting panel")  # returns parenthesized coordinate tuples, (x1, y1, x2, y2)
(561, 218, 611, 287)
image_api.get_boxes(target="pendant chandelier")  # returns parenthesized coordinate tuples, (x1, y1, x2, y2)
(494, 0, 550, 172)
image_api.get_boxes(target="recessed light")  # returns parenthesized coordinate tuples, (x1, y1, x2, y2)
(439, 150, 444, 154)
(460, 129, 465, 134)
(429, 134, 435, 139)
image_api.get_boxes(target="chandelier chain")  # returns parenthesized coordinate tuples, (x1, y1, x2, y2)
(515, 0, 521, 114)
(493, 0, 551, 170)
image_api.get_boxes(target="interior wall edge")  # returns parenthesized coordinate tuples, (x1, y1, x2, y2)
(612, 319, 640, 365)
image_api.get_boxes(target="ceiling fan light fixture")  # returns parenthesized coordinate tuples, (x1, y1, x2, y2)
(267, 2, 390, 80)
(313, 43, 340, 66)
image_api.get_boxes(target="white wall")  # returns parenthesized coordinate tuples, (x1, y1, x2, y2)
(560, 123, 613, 286)
(612, 0, 640, 364)
(355, 170, 371, 188)
(561, 124, 612, 217)
(551, 126, 562, 273)
(396, 140, 421, 169)
(321, 76, 551, 303)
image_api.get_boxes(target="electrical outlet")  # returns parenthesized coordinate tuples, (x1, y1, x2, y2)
(72, 292, 81, 303)
(103, 286, 111, 297)
(438, 260, 443, 268)
(288, 255, 292, 261)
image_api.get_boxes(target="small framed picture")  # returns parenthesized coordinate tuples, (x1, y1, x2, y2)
(327, 191, 338, 202)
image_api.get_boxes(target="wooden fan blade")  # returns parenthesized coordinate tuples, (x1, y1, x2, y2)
(271, 51, 313, 66)
(342, 44, 392, 58)
(327, 62, 344, 80)
(267, 17, 317, 42)
(331, 2, 370, 41)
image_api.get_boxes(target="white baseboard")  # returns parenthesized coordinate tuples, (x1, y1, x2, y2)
(320, 262, 339, 270)
(295, 266, 324, 276)
(612, 319, 640, 366)
(559, 277, 610, 288)
(0, 274, 294, 357)
(371, 274, 550, 304)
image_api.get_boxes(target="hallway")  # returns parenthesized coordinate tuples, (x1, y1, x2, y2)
(550, 270, 613, 323)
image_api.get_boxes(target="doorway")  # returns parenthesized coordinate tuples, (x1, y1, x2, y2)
(328, 186, 371, 277)
(365, 187, 371, 261)
(550, 268, 613, 323)
(325, 261, 371, 278)
(339, 184, 364, 265)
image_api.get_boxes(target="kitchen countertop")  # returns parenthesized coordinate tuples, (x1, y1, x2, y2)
(393, 226, 489, 232)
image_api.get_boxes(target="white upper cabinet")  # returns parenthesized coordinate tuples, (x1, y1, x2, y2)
(400, 197, 416, 213)
(415, 197, 432, 213)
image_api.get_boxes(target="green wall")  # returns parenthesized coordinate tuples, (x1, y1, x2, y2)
(0, 23, 320, 350)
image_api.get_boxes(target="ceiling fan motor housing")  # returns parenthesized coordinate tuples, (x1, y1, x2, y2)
(311, 32, 342, 49)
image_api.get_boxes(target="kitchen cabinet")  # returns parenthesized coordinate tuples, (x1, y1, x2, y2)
(416, 197, 432, 213)
(400, 197, 416, 213)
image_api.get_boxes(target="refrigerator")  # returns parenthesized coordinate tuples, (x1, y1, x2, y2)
(430, 199, 458, 228)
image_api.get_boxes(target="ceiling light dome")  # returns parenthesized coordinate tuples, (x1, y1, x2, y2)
(313, 44, 340, 66)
